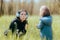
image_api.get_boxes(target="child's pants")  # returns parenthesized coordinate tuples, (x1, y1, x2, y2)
(40, 33, 53, 40)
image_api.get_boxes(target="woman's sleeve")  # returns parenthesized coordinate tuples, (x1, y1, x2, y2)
(37, 20, 44, 29)
(25, 20, 28, 24)
(9, 22, 14, 30)
(9, 21, 17, 30)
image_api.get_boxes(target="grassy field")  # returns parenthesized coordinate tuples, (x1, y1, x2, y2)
(0, 15, 60, 40)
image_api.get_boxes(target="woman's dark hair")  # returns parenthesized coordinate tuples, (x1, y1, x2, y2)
(16, 9, 28, 19)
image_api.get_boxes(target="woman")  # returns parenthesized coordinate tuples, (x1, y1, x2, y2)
(4, 9, 28, 37)
(37, 6, 53, 40)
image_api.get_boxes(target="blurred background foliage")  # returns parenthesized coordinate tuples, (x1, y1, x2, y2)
(0, 0, 60, 16)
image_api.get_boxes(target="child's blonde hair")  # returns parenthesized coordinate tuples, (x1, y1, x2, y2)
(40, 5, 50, 17)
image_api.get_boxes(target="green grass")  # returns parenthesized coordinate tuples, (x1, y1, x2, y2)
(0, 15, 60, 40)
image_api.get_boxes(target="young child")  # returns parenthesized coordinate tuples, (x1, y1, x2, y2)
(37, 6, 53, 40)
(4, 9, 28, 37)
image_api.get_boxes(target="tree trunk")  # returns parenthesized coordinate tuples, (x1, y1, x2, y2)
(0, 0, 3, 16)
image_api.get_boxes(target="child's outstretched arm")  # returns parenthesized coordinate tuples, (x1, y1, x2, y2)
(37, 20, 44, 29)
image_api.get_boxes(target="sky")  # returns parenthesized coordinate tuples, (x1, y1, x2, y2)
(4, 0, 39, 3)
(3, 0, 54, 3)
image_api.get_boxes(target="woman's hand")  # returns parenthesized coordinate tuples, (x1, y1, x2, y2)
(25, 24, 28, 30)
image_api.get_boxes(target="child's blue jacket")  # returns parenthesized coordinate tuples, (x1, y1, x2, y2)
(37, 16, 53, 38)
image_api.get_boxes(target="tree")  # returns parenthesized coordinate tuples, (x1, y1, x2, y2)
(8, 0, 13, 15)
(0, 0, 4, 16)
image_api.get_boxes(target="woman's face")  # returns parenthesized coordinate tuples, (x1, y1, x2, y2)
(20, 11, 26, 21)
